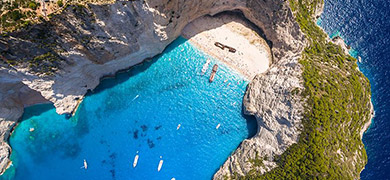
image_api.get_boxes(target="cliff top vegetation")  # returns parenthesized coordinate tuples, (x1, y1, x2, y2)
(236, 0, 372, 179)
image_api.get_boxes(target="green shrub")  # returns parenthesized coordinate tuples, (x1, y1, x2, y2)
(10, 10, 23, 21)
(57, 0, 64, 7)
(28, 1, 37, 10)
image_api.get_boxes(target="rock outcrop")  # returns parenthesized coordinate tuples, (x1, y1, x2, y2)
(0, 70, 48, 172)
(0, 0, 306, 176)
(214, 51, 304, 178)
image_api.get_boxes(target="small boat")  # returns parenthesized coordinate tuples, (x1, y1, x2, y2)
(201, 59, 211, 75)
(214, 42, 236, 53)
(358, 56, 362, 63)
(209, 64, 219, 83)
(83, 159, 88, 170)
(224, 79, 228, 83)
(158, 156, 164, 172)
(227, 46, 236, 53)
(177, 124, 181, 130)
(29, 127, 35, 132)
(214, 42, 225, 49)
(216, 123, 221, 129)
(133, 151, 139, 168)
(132, 95, 139, 101)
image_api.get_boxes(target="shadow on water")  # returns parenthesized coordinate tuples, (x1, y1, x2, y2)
(87, 37, 189, 96)
(239, 84, 258, 139)
(21, 103, 56, 120)
(241, 110, 258, 139)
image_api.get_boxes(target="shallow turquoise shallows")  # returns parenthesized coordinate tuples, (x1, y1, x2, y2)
(2, 37, 257, 180)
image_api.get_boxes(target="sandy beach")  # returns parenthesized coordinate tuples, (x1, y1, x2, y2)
(182, 13, 271, 80)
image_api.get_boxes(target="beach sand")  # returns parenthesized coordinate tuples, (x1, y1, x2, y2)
(182, 13, 271, 80)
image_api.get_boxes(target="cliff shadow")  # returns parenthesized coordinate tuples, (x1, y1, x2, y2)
(21, 103, 55, 121)
(241, 110, 258, 139)
(86, 37, 189, 96)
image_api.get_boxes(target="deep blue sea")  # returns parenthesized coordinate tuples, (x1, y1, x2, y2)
(319, 0, 390, 179)
(1, 37, 256, 180)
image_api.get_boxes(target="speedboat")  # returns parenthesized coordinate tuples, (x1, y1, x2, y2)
(83, 159, 88, 170)
(133, 151, 139, 168)
(158, 156, 163, 172)
(201, 59, 211, 75)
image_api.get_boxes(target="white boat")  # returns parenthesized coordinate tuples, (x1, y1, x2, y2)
(83, 159, 88, 170)
(132, 95, 139, 101)
(358, 56, 362, 63)
(133, 151, 139, 168)
(201, 59, 211, 75)
(177, 124, 181, 130)
(158, 156, 163, 172)
(216, 123, 221, 129)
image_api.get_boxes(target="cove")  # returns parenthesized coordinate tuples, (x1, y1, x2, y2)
(2, 37, 257, 180)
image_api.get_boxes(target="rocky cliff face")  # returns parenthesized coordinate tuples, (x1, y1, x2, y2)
(214, 46, 304, 178)
(0, 0, 305, 176)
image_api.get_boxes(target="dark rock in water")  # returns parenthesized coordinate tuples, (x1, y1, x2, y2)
(141, 133, 146, 137)
(65, 114, 72, 119)
(133, 130, 139, 139)
(147, 139, 155, 148)
(109, 169, 116, 180)
(157, 136, 162, 140)
(63, 143, 81, 158)
(141, 125, 148, 132)
(109, 153, 117, 160)
(100, 139, 107, 144)
(109, 153, 116, 159)
(154, 125, 162, 130)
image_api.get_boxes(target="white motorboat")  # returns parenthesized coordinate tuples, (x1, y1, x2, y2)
(158, 156, 163, 172)
(133, 151, 139, 168)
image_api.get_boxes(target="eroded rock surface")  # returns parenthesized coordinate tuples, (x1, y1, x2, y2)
(214, 51, 304, 179)
(0, 0, 306, 176)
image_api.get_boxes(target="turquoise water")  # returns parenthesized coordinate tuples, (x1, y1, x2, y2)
(2, 37, 256, 180)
